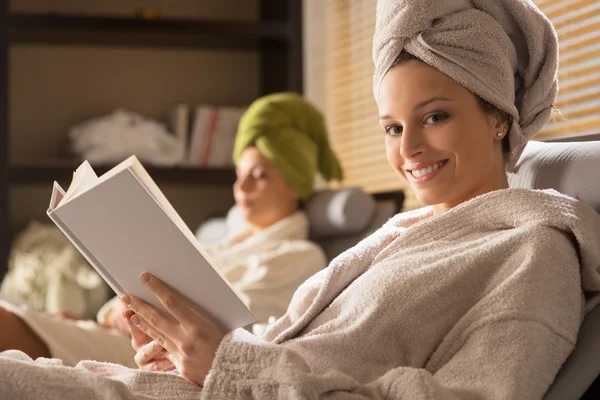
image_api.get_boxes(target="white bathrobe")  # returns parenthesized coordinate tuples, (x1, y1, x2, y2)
(205, 211, 326, 324)
(0, 211, 325, 367)
(2, 189, 600, 400)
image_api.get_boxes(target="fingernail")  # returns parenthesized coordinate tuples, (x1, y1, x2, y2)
(140, 273, 151, 284)
(120, 295, 131, 306)
(130, 315, 141, 326)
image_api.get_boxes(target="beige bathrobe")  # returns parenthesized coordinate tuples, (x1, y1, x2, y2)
(203, 188, 600, 399)
(1, 189, 600, 400)
(0, 211, 324, 367)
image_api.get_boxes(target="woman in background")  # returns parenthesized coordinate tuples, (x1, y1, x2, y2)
(0, 92, 342, 368)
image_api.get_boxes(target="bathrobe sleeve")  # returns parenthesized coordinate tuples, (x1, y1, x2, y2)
(203, 321, 576, 399)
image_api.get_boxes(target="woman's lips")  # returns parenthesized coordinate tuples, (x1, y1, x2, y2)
(405, 160, 449, 183)
(236, 199, 251, 208)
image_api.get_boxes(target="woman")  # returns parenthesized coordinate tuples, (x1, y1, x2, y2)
(3, 0, 600, 398)
(0, 92, 339, 368)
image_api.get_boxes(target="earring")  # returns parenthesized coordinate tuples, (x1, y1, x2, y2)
(497, 125, 508, 138)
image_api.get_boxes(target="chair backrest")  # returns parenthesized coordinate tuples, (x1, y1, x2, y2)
(306, 188, 404, 261)
(508, 139, 600, 400)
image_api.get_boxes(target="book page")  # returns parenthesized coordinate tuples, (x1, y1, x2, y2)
(48, 181, 66, 210)
(58, 161, 99, 207)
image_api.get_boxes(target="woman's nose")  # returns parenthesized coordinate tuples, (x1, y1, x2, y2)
(235, 175, 253, 192)
(399, 126, 425, 160)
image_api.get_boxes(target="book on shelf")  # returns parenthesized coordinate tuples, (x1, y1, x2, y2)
(187, 105, 245, 167)
(188, 105, 217, 166)
(47, 156, 256, 331)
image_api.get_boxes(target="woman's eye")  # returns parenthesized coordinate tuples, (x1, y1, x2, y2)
(385, 125, 403, 136)
(425, 113, 448, 124)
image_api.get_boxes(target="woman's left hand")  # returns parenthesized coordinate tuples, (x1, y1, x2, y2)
(120, 273, 226, 386)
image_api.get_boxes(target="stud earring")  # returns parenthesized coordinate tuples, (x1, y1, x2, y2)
(497, 132, 503, 137)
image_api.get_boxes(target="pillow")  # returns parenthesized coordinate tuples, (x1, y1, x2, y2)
(306, 187, 376, 239)
(226, 204, 246, 235)
(195, 206, 247, 245)
(195, 218, 229, 245)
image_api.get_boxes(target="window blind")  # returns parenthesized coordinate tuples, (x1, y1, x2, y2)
(535, 0, 600, 138)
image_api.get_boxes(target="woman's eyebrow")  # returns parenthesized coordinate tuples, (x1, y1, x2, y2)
(379, 96, 452, 120)
(248, 164, 270, 172)
(412, 96, 451, 111)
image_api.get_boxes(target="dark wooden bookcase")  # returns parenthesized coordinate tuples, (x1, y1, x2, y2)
(0, 0, 303, 278)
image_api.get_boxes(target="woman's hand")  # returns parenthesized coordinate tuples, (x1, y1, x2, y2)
(120, 273, 226, 386)
(123, 308, 175, 372)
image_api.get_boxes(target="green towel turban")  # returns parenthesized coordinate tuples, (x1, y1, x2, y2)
(233, 92, 344, 200)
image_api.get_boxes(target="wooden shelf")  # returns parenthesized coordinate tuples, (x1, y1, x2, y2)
(7, 13, 291, 49)
(9, 163, 236, 186)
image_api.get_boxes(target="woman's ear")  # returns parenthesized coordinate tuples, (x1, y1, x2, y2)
(493, 109, 510, 140)
(285, 181, 301, 202)
(494, 109, 510, 130)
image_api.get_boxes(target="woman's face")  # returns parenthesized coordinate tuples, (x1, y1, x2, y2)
(377, 60, 509, 213)
(233, 147, 300, 230)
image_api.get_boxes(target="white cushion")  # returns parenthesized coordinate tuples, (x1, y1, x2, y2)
(306, 187, 376, 239)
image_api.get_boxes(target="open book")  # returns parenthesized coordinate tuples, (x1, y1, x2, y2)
(47, 156, 256, 331)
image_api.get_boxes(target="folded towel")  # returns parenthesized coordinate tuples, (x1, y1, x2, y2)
(372, 0, 559, 169)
